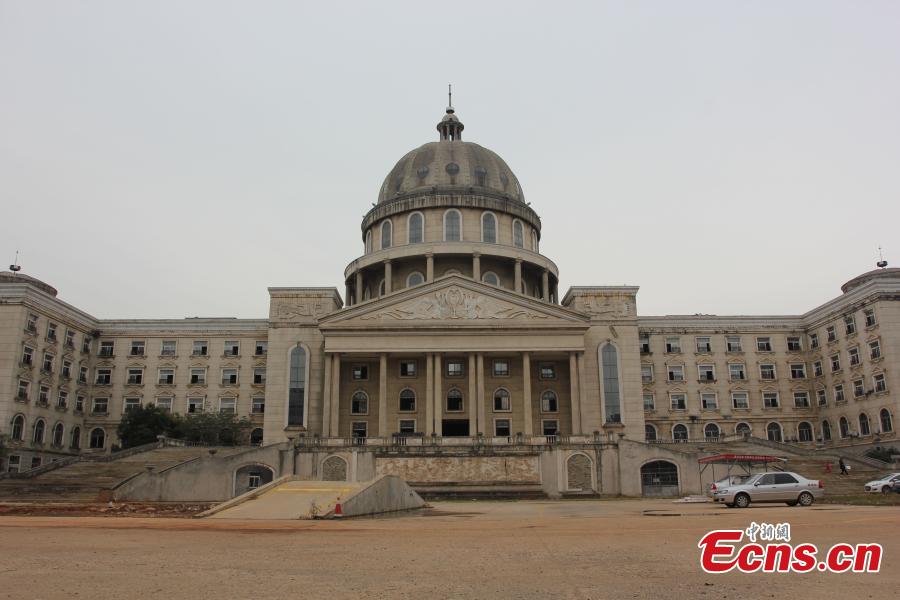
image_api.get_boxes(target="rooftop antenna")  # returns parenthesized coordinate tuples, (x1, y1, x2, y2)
(9, 250, 21, 274)
(448, 83, 453, 111)
(876, 246, 888, 269)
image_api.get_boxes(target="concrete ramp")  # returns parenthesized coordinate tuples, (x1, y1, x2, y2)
(201, 475, 424, 520)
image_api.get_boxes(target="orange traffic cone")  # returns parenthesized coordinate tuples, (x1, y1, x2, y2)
(334, 500, 343, 518)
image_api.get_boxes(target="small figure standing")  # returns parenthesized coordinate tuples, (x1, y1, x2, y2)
(839, 457, 849, 475)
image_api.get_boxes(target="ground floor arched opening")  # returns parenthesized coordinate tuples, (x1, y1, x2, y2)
(233, 464, 275, 497)
(640, 460, 679, 497)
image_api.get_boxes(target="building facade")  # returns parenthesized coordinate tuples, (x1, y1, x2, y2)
(1, 105, 898, 494)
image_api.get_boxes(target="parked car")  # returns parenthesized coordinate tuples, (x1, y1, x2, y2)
(706, 474, 752, 498)
(863, 472, 900, 494)
(711, 471, 824, 508)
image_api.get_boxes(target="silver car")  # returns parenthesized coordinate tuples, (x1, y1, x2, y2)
(712, 471, 824, 508)
(863, 473, 900, 494)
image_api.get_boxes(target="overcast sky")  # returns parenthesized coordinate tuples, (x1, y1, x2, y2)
(1, 1, 898, 320)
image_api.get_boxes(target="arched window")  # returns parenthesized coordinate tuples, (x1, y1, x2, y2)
(89, 428, 105, 449)
(839, 416, 850, 438)
(735, 422, 751, 437)
(531, 231, 539, 252)
(33, 418, 46, 444)
(533, 285, 541, 299)
(446, 389, 463, 412)
(363, 287, 371, 301)
(513, 220, 524, 248)
(481, 212, 497, 243)
(365, 230, 372, 254)
(250, 428, 264, 445)
(672, 424, 688, 441)
(399, 388, 416, 412)
(644, 424, 657, 441)
(880, 408, 893, 433)
(70, 426, 81, 449)
(822, 420, 832, 441)
(52, 422, 64, 447)
(444, 209, 462, 241)
(704, 423, 720, 440)
(482, 272, 500, 286)
(600, 344, 622, 424)
(407, 212, 424, 244)
(380, 220, 392, 249)
(493, 388, 511, 412)
(407, 271, 425, 287)
(540, 390, 558, 413)
(11, 415, 25, 441)
(351, 391, 369, 415)
(766, 422, 782, 442)
(288, 345, 307, 427)
(859, 413, 871, 436)
(378, 279, 386, 297)
(798, 422, 813, 442)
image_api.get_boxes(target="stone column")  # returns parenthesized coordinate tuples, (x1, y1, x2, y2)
(577, 351, 587, 433)
(322, 353, 333, 436)
(331, 353, 341, 436)
(569, 351, 582, 435)
(425, 354, 434, 435)
(355, 271, 363, 304)
(468, 353, 477, 435)
(378, 353, 388, 437)
(541, 269, 550, 302)
(514, 259, 523, 294)
(472, 252, 481, 281)
(384, 260, 392, 294)
(345, 283, 352, 307)
(476, 353, 486, 435)
(426, 252, 434, 282)
(433, 353, 443, 436)
(522, 352, 533, 435)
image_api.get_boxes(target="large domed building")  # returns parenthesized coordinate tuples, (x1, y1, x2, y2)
(1, 104, 898, 500)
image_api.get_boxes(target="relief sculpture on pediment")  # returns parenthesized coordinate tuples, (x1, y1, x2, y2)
(360, 286, 549, 321)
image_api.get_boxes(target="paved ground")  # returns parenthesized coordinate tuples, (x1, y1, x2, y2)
(0, 499, 897, 599)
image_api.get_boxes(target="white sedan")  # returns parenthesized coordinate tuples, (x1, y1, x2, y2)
(863, 473, 900, 494)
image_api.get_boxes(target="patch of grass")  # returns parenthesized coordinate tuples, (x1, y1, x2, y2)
(821, 493, 900, 506)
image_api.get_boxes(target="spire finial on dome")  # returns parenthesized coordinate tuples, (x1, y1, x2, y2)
(437, 85, 464, 141)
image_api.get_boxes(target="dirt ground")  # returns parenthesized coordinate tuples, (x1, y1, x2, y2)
(0, 499, 897, 600)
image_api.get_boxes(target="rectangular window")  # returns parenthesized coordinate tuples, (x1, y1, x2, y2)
(399, 419, 416, 435)
(539, 364, 556, 380)
(99, 340, 114, 357)
(7, 456, 21, 473)
(221, 369, 238, 385)
(542, 420, 559, 436)
(698, 365, 715, 382)
(253, 368, 266, 384)
(874, 374, 887, 393)
(47, 322, 57, 340)
(639, 334, 650, 353)
(641, 365, 653, 384)
(700, 392, 717, 409)
(643, 394, 655, 410)
(255, 341, 268, 355)
(158, 369, 175, 385)
(130, 341, 145, 356)
(79, 366, 88, 383)
(224, 341, 240, 356)
(756, 337, 772, 352)
(729, 363, 746, 381)
(790, 363, 806, 379)
(251, 397, 266, 414)
(786, 336, 802, 352)
(695, 337, 711, 353)
(161, 340, 177, 356)
(26, 313, 38, 333)
(92, 397, 109, 415)
(670, 393, 686, 410)
(192, 340, 208, 356)
(351, 365, 369, 380)
(844, 315, 856, 335)
(187, 397, 204, 413)
(732, 392, 750, 410)
(124, 397, 141, 412)
(853, 379, 865, 398)
(75, 395, 85, 412)
(809, 333, 819, 349)
(813, 361, 823, 377)
(219, 398, 236, 414)
(17, 380, 28, 401)
(763, 392, 779, 409)
(447, 392, 464, 412)
(21, 346, 33, 366)
(816, 389, 827, 406)
(399, 360, 417, 378)
(62, 360, 72, 379)
(31, 457, 42, 469)
(64, 329, 75, 348)
(726, 336, 742, 352)
(665, 337, 682, 353)
(57, 390, 68, 408)
(864, 309, 876, 327)
(848, 346, 860, 367)
(446, 360, 464, 377)
(494, 419, 511, 437)
(826, 325, 836, 342)
(351, 421, 368, 438)
(42, 353, 53, 373)
(869, 340, 881, 360)
(760, 364, 776, 380)
(667, 365, 684, 382)
(492, 359, 510, 377)
(156, 397, 173, 412)
(127, 368, 143, 385)
(95, 368, 112, 385)
(39, 385, 50, 404)
(190, 368, 206, 385)
(834, 384, 845, 403)
(793, 391, 810, 408)
(830, 354, 841, 372)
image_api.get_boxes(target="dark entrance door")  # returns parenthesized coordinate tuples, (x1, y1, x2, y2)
(442, 419, 470, 437)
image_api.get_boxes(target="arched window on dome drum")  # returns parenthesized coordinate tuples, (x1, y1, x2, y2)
(481, 212, 497, 243)
(288, 345, 306, 427)
(365, 230, 372, 254)
(407, 272, 424, 287)
(380, 220, 392, 249)
(408, 213, 424, 244)
(363, 287, 371, 301)
(482, 272, 499, 287)
(513, 220, 524, 248)
(444, 210, 461, 241)
(600, 344, 621, 424)
(532, 231, 539, 252)
(378, 279, 386, 297)
(881, 408, 893, 433)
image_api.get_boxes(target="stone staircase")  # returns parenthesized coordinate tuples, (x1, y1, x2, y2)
(0, 447, 240, 503)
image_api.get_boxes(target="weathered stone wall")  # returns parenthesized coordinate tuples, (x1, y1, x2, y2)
(375, 455, 540, 483)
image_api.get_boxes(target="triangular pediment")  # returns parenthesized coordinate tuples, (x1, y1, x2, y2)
(320, 275, 589, 329)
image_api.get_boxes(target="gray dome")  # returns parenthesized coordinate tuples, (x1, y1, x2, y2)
(378, 139, 525, 204)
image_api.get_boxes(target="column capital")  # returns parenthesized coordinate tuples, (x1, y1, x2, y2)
(383, 258, 392, 265)
(515, 257, 523, 264)
(472, 250, 481, 258)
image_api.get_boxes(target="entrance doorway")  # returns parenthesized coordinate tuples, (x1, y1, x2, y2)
(442, 419, 470, 437)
